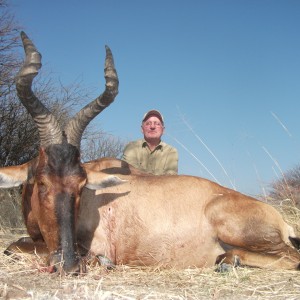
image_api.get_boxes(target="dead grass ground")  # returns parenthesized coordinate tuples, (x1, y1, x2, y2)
(1, 233, 300, 298)
(0, 197, 300, 299)
(1, 236, 300, 300)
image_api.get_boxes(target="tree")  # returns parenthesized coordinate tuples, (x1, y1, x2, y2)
(0, 0, 21, 99)
(0, 0, 29, 166)
(0, 0, 125, 167)
(81, 131, 125, 162)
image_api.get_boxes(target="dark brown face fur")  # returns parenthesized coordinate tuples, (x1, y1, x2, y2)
(32, 142, 87, 272)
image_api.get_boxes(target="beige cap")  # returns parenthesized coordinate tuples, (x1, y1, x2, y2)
(142, 110, 164, 124)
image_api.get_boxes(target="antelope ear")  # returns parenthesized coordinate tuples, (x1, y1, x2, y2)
(85, 170, 127, 190)
(0, 162, 31, 188)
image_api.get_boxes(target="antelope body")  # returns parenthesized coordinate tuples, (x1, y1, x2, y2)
(1, 32, 300, 274)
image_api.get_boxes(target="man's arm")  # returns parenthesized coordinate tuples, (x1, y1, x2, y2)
(164, 148, 178, 175)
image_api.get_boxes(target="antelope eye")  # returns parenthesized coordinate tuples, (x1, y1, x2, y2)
(38, 182, 47, 193)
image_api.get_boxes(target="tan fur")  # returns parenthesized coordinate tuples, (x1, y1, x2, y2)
(2, 157, 300, 271)
(75, 160, 300, 270)
(0, 158, 37, 187)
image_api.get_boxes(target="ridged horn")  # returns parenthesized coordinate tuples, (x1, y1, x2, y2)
(16, 32, 62, 147)
(64, 45, 119, 149)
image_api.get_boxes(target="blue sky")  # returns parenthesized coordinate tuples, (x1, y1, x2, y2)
(10, 1, 300, 197)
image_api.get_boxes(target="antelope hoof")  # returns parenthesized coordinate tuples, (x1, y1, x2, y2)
(215, 254, 241, 272)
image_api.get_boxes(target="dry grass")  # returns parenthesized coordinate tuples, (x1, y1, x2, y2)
(1, 244, 300, 298)
(1, 197, 300, 299)
(1, 240, 300, 300)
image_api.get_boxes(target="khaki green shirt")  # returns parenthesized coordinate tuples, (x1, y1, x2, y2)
(122, 139, 178, 175)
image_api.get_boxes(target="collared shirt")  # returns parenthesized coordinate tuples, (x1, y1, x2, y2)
(122, 139, 178, 175)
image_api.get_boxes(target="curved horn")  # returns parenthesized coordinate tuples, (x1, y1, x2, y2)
(16, 32, 62, 147)
(64, 45, 119, 149)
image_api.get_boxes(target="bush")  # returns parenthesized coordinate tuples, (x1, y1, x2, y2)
(269, 164, 300, 208)
(0, 187, 24, 230)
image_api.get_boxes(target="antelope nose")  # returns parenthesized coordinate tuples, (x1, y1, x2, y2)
(49, 251, 85, 275)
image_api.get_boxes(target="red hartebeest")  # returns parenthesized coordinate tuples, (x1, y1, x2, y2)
(1, 32, 300, 274)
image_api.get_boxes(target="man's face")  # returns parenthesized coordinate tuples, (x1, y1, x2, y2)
(141, 116, 164, 142)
